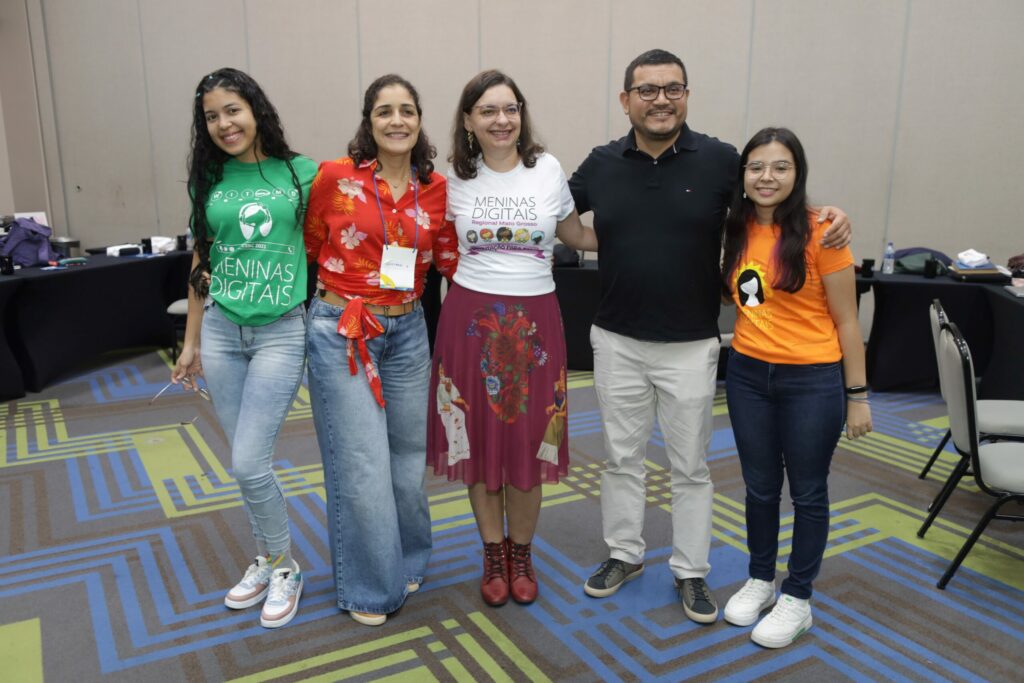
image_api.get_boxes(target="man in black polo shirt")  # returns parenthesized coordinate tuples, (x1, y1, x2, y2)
(570, 49, 850, 624)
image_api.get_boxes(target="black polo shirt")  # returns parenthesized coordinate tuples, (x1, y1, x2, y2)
(569, 125, 739, 342)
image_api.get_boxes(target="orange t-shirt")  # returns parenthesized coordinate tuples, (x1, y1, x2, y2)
(729, 218, 853, 364)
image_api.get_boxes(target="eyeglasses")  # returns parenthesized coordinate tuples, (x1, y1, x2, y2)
(150, 378, 211, 404)
(744, 161, 794, 178)
(627, 83, 688, 101)
(472, 103, 523, 120)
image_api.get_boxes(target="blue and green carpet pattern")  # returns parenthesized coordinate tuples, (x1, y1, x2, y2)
(0, 353, 1020, 681)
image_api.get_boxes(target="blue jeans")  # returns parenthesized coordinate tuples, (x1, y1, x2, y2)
(306, 296, 432, 614)
(200, 301, 306, 557)
(725, 350, 844, 599)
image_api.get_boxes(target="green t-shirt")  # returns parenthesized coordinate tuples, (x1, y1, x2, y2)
(204, 155, 317, 326)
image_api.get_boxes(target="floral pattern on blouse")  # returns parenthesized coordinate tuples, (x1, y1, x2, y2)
(304, 157, 458, 305)
(466, 301, 547, 424)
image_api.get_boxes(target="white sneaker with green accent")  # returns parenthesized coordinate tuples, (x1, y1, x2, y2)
(260, 564, 303, 628)
(224, 556, 272, 609)
(751, 594, 812, 648)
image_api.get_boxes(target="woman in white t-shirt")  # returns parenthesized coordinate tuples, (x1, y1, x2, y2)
(427, 70, 597, 607)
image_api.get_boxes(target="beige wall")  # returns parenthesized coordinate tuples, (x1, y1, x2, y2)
(0, 0, 1020, 265)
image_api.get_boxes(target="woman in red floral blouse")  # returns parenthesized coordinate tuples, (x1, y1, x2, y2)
(304, 74, 458, 627)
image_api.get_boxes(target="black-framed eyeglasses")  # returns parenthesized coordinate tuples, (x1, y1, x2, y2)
(627, 83, 688, 101)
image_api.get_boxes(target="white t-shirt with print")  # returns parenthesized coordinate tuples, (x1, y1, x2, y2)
(446, 152, 575, 296)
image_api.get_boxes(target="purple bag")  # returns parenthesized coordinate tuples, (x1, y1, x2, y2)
(0, 217, 60, 266)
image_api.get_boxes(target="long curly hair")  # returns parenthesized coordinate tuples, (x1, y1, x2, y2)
(722, 126, 812, 296)
(187, 67, 304, 297)
(449, 69, 544, 180)
(348, 74, 435, 184)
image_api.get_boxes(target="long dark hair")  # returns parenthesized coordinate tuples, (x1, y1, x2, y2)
(722, 127, 811, 296)
(187, 67, 304, 298)
(348, 74, 435, 184)
(449, 69, 544, 180)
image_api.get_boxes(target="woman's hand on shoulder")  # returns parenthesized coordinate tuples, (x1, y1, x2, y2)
(845, 400, 872, 440)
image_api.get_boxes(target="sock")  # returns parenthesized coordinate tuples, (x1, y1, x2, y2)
(268, 551, 298, 573)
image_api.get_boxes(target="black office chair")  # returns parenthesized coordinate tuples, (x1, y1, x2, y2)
(917, 300, 1024, 537)
(932, 322, 1024, 589)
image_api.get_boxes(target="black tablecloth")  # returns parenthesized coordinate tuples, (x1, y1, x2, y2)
(862, 273, 1024, 399)
(980, 286, 1024, 400)
(0, 253, 191, 398)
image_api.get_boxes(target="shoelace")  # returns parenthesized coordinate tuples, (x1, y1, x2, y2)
(594, 559, 622, 582)
(508, 542, 534, 579)
(736, 579, 768, 600)
(686, 579, 711, 602)
(267, 571, 294, 602)
(483, 543, 507, 582)
(765, 597, 801, 622)
(239, 561, 266, 587)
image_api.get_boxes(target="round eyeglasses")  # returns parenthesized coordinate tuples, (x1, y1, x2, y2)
(743, 161, 794, 178)
(472, 103, 523, 120)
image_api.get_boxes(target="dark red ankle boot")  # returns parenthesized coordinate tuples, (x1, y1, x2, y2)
(508, 538, 538, 604)
(481, 541, 509, 606)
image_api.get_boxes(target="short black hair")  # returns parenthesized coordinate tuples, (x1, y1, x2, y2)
(624, 49, 688, 90)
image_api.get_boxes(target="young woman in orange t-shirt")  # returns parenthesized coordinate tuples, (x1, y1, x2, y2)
(719, 127, 872, 649)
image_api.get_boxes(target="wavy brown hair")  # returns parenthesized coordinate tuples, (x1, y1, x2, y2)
(348, 74, 435, 184)
(449, 70, 544, 180)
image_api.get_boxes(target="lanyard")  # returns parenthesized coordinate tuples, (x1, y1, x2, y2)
(371, 165, 420, 249)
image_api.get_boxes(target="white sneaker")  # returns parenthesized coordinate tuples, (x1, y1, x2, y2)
(723, 578, 776, 626)
(751, 594, 812, 648)
(224, 557, 272, 609)
(260, 564, 303, 628)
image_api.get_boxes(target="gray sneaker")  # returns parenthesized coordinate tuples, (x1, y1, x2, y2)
(676, 577, 719, 624)
(584, 558, 644, 597)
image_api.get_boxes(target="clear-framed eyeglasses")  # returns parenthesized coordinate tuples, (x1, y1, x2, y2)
(472, 103, 523, 120)
(743, 161, 794, 178)
(150, 378, 211, 404)
(627, 83, 688, 101)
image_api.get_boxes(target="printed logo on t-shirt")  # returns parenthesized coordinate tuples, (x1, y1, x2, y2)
(735, 261, 774, 330)
(465, 194, 545, 258)
(239, 202, 273, 240)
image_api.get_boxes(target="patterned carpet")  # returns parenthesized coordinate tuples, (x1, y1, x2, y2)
(1, 349, 1021, 682)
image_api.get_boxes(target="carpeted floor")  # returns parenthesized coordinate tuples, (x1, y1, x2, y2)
(1, 348, 1021, 682)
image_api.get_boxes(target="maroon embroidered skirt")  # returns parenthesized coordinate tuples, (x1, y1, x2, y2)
(427, 283, 569, 491)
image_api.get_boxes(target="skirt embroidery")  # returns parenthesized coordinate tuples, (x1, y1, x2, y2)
(536, 369, 567, 464)
(466, 302, 547, 424)
(436, 362, 471, 466)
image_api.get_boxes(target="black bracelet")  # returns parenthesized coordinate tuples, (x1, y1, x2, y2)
(845, 385, 869, 395)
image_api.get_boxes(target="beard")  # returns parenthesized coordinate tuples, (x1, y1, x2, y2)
(631, 106, 685, 141)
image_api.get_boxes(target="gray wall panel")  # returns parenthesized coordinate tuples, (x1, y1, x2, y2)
(139, 0, 247, 238)
(42, 0, 154, 244)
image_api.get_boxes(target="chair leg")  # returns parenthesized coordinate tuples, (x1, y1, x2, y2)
(918, 429, 951, 479)
(918, 456, 970, 537)
(937, 497, 1007, 589)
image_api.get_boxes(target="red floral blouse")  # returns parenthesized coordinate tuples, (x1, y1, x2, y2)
(304, 157, 458, 303)
(304, 157, 459, 407)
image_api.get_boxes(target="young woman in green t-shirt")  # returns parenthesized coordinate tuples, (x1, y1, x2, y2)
(171, 68, 316, 629)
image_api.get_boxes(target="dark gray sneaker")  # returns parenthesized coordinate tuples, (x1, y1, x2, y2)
(676, 577, 719, 624)
(584, 559, 644, 597)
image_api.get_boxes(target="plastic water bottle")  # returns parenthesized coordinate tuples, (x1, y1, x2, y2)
(882, 241, 895, 275)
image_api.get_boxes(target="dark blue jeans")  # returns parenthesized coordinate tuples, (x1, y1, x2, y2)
(725, 350, 844, 599)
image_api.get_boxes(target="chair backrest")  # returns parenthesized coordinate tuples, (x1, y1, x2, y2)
(937, 322, 979, 459)
(929, 299, 949, 400)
